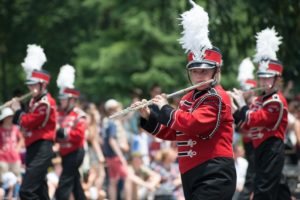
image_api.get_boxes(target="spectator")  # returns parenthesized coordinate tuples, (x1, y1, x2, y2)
(232, 144, 248, 200)
(131, 127, 150, 166)
(128, 153, 160, 200)
(150, 148, 184, 200)
(84, 103, 106, 197)
(0, 107, 24, 199)
(102, 99, 131, 200)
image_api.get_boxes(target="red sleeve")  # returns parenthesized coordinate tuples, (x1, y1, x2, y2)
(244, 101, 283, 130)
(66, 117, 86, 144)
(19, 104, 49, 129)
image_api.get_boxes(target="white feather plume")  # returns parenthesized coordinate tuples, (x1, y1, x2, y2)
(253, 27, 282, 62)
(21, 44, 47, 78)
(237, 57, 255, 83)
(56, 64, 76, 91)
(179, 0, 212, 57)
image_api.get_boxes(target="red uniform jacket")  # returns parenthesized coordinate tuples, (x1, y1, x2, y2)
(14, 93, 56, 147)
(141, 85, 234, 174)
(57, 107, 86, 156)
(238, 91, 288, 148)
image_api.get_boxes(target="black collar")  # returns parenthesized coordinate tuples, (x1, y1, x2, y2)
(262, 90, 277, 101)
(193, 89, 208, 100)
(34, 91, 47, 102)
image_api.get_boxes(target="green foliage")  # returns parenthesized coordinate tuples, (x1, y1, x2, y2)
(1, 0, 300, 104)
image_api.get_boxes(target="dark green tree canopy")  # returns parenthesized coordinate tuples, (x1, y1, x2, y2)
(1, 0, 299, 104)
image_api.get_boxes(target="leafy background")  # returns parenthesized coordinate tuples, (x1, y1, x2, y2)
(1, 0, 299, 105)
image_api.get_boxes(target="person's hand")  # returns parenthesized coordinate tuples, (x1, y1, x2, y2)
(145, 182, 156, 192)
(227, 91, 238, 113)
(152, 94, 168, 110)
(119, 156, 127, 167)
(10, 98, 21, 112)
(131, 99, 150, 120)
(228, 88, 246, 108)
(98, 155, 105, 163)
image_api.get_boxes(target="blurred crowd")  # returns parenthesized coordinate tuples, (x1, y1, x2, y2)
(0, 81, 300, 200)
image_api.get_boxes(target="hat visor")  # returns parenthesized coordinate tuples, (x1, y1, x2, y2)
(187, 61, 216, 69)
(25, 78, 41, 85)
(257, 72, 277, 78)
(58, 94, 69, 99)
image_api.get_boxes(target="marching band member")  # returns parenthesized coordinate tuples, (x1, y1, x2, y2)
(235, 58, 257, 200)
(235, 79, 257, 200)
(230, 27, 291, 200)
(133, 2, 236, 199)
(11, 44, 57, 200)
(55, 65, 87, 200)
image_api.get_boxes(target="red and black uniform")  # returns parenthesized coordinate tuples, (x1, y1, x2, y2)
(141, 85, 236, 200)
(55, 107, 87, 200)
(234, 91, 290, 200)
(13, 92, 56, 200)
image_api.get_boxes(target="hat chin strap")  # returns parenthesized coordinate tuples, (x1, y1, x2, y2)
(33, 83, 46, 100)
(64, 99, 75, 113)
(210, 68, 218, 87)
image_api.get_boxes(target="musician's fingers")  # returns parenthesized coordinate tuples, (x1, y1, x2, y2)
(230, 93, 238, 100)
(130, 101, 141, 108)
(227, 91, 234, 97)
(139, 99, 148, 109)
(161, 93, 167, 99)
(233, 88, 243, 96)
(232, 88, 239, 94)
(131, 99, 147, 108)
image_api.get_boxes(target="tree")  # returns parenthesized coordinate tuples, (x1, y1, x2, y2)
(1, 0, 300, 104)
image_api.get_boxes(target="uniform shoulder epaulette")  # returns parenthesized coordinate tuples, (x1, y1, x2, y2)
(263, 93, 284, 130)
(35, 95, 51, 128)
(262, 93, 282, 107)
(40, 95, 49, 103)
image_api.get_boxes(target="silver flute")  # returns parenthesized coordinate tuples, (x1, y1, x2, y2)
(109, 79, 214, 119)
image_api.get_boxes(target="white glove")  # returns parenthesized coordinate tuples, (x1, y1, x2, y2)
(229, 88, 246, 109)
(10, 98, 21, 112)
(131, 99, 150, 120)
(227, 91, 238, 113)
(152, 94, 168, 110)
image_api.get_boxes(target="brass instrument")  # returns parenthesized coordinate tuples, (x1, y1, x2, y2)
(109, 79, 214, 119)
(0, 90, 36, 110)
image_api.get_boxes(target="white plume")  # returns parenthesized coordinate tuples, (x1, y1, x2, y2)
(179, 0, 212, 57)
(21, 44, 47, 78)
(237, 57, 255, 83)
(253, 27, 282, 62)
(56, 64, 76, 91)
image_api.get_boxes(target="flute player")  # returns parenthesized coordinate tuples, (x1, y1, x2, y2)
(131, 2, 236, 200)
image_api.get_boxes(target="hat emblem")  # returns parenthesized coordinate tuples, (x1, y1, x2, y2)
(193, 47, 206, 62)
(260, 60, 269, 71)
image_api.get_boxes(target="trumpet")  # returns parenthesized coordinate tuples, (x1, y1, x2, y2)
(109, 79, 214, 119)
(0, 90, 36, 110)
